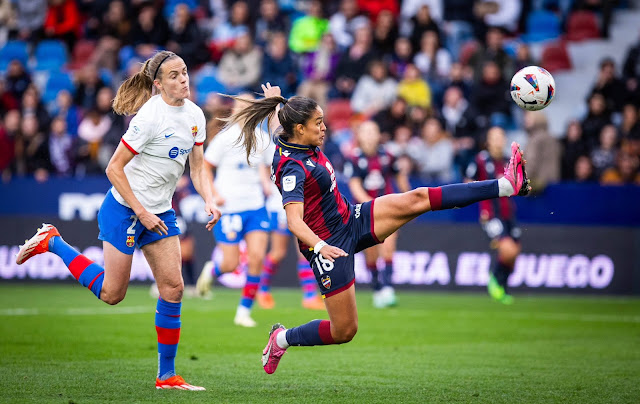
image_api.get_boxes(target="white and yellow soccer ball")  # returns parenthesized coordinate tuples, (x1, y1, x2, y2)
(510, 66, 556, 111)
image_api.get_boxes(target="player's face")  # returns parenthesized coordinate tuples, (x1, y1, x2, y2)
(298, 106, 326, 147)
(156, 57, 190, 103)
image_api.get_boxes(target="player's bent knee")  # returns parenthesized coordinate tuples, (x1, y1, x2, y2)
(102, 291, 126, 305)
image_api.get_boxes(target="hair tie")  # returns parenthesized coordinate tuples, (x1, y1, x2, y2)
(153, 54, 173, 81)
(282, 99, 288, 105)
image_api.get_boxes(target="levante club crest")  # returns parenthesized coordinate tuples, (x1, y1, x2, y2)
(126, 236, 135, 248)
(321, 275, 331, 289)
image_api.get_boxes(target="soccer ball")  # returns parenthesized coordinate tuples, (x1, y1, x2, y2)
(510, 66, 556, 111)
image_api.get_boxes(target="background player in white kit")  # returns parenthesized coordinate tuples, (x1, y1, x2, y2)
(196, 94, 272, 327)
(15, 51, 220, 390)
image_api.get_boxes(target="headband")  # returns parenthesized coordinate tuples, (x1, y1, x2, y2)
(153, 54, 173, 81)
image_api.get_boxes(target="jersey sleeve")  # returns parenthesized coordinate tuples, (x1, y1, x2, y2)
(121, 112, 155, 154)
(203, 132, 225, 166)
(278, 161, 306, 206)
(194, 108, 206, 146)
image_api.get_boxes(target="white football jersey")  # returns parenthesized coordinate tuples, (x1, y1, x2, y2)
(204, 123, 271, 214)
(111, 95, 206, 214)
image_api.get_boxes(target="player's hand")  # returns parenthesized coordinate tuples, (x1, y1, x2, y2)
(138, 211, 168, 236)
(318, 245, 348, 262)
(204, 202, 221, 231)
(262, 82, 281, 98)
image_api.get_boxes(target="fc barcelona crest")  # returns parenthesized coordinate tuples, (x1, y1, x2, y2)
(321, 275, 331, 289)
(191, 126, 198, 137)
(126, 235, 135, 248)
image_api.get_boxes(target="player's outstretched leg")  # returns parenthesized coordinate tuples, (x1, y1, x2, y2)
(17, 224, 105, 299)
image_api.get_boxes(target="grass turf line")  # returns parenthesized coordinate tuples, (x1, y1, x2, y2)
(0, 284, 638, 403)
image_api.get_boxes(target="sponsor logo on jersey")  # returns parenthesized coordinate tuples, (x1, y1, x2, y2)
(133, 126, 141, 134)
(321, 275, 331, 289)
(283, 175, 296, 192)
(164, 132, 175, 138)
(306, 159, 315, 168)
(126, 236, 135, 248)
(282, 150, 290, 157)
(169, 147, 179, 159)
(355, 203, 362, 219)
(191, 126, 198, 137)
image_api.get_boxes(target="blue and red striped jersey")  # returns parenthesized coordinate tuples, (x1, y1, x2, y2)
(344, 146, 397, 199)
(465, 150, 514, 220)
(272, 137, 351, 249)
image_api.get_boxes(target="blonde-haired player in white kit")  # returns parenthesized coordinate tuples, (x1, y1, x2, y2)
(195, 94, 272, 327)
(15, 51, 220, 390)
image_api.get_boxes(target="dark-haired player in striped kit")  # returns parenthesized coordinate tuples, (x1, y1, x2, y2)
(227, 83, 530, 375)
(466, 127, 522, 304)
(344, 120, 411, 308)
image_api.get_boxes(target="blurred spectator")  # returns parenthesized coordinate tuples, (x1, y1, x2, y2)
(357, 0, 399, 22)
(255, 0, 289, 46)
(590, 58, 627, 113)
(298, 33, 340, 111)
(442, 0, 475, 58)
(373, 97, 408, 140)
(409, 117, 454, 182)
(387, 36, 413, 79)
(15, 114, 51, 181)
(261, 31, 298, 97)
(91, 0, 131, 72)
(167, 3, 207, 67)
(600, 147, 640, 185)
(407, 104, 430, 136)
(574, 155, 596, 183)
(619, 104, 640, 141)
(94, 87, 125, 166)
(514, 43, 535, 71)
(329, 0, 369, 50)
(445, 62, 473, 99)
(468, 27, 513, 83)
(414, 30, 452, 82)
(442, 86, 477, 170)
(332, 24, 375, 98)
(218, 30, 262, 91)
(397, 63, 431, 108)
(582, 92, 611, 150)
(6, 60, 32, 100)
(48, 116, 74, 176)
(401, 0, 443, 30)
(372, 9, 398, 56)
(0, 112, 15, 179)
(49, 90, 80, 137)
(16, 0, 46, 41)
(21, 86, 50, 133)
(523, 111, 561, 190)
(590, 124, 618, 177)
(211, 0, 251, 56)
(289, 0, 328, 53)
(561, 120, 589, 180)
(43, 0, 81, 50)
(623, 35, 640, 81)
(386, 124, 414, 161)
(74, 65, 107, 111)
(0, 0, 16, 43)
(129, 1, 170, 58)
(470, 61, 511, 130)
(408, 4, 440, 52)
(474, 0, 521, 34)
(0, 78, 19, 112)
(350, 60, 398, 115)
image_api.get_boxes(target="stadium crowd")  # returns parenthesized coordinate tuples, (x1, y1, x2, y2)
(0, 0, 639, 187)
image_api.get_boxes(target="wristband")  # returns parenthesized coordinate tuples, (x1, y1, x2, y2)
(314, 240, 328, 253)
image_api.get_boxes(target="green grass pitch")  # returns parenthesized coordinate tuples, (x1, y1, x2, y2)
(1, 284, 639, 403)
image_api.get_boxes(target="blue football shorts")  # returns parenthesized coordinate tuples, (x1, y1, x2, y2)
(213, 207, 270, 244)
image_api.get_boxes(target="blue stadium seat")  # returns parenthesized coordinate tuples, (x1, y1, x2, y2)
(522, 10, 561, 43)
(42, 71, 75, 103)
(34, 40, 68, 71)
(0, 41, 29, 71)
(196, 75, 226, 105)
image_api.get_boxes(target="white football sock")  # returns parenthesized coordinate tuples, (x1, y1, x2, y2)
(276, 329, 290, 349)
(498, 177, 514, 197)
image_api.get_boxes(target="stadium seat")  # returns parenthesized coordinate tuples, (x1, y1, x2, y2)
(42, 71, 75, 103)
(566, 10, 600, 41)
(163, 0, 198, 19)
(523, 10, 561, 42)
(33, 40, 68, 71)
(325, 99, 353, 130)
(541, 41, 572, 72)
(0, 41, 29, 72)
(68, 40, 97, 70)
(196, 75, 226, 105)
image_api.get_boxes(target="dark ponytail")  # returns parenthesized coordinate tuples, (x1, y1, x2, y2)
(222, 94, 320, 162)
